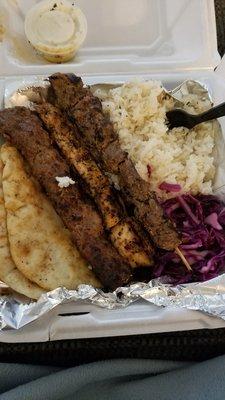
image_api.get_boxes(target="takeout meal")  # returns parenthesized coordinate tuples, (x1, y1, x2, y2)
(0, 73, 224, 299)
(25, 0, 87, 63)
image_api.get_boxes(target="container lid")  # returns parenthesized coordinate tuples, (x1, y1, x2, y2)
(0, 0, 220, 76)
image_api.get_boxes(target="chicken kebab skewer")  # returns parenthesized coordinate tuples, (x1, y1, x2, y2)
(48, 73, 191, 271)
(0, 107, 133, 290)
(36, 102, 154, 269)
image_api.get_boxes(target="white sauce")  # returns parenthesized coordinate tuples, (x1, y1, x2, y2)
(24, 0, 87, 62)
(5, 92, 31, 109)
(36, 10, 75, 45)
(56, 176, 75, 188)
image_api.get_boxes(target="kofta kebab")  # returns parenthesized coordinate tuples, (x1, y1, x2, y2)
(0, 73, 191, 290)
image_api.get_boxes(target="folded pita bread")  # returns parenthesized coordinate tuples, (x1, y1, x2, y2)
(1, 144, 100, 290)
(0, 159, 45, 299)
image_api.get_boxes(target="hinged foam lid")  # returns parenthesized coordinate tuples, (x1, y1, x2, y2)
(0, 0, 221, 76)
(75, 0, 220, 73)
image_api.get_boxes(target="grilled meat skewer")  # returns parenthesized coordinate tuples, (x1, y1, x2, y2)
(49, 73, 181, 251)
(36, 103, 153, 269)
(0, 106, 132, 290)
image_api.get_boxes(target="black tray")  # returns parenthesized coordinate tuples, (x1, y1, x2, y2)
(0, 0, 225, 366)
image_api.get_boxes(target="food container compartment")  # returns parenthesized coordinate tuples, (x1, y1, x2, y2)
(0, 0, 225, 342)
(1, 64, 225, 342)
(0, 0, 219, 75)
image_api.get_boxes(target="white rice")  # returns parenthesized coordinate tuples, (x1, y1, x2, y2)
(94, 81, 217, 199)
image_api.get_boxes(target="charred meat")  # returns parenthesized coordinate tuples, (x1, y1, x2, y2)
(0, 106, 132, 290)
(36, 102, 153, 268)
(49, 73, 181, 251)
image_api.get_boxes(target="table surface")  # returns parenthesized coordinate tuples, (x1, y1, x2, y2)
(0, 0, 225, 366)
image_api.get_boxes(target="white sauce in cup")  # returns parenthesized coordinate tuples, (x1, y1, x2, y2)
(25, 0, 87, 63)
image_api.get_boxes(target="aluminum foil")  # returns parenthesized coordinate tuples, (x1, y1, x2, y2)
(1, 78, 225, 330)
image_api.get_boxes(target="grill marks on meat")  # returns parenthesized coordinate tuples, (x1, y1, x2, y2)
(36, 103, 118, 229)
(49, 73, 181, 251)
(0, 106, 132, 290)
(36, 103, 153, 269)
(48, 74, 123, 173)
(118, 159, 181, 251)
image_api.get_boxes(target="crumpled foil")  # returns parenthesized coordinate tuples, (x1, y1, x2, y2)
(1, 78, 225, 330)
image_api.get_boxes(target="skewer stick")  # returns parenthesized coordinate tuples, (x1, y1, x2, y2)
(175, 247, 192, 271)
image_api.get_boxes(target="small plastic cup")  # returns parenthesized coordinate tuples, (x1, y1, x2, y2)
(24, 0, 87, 63)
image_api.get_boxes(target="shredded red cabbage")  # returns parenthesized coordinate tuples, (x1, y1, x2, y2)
(158, 182, 181, 192)
(153, 194, 225, 284)
(205, 213, 223, 230)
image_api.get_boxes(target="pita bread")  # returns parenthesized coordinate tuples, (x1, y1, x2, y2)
(0, 144, 100, 291)
(0, 159, 45, 299)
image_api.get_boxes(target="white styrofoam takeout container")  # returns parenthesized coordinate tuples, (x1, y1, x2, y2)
(1, 0, 225, 343)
